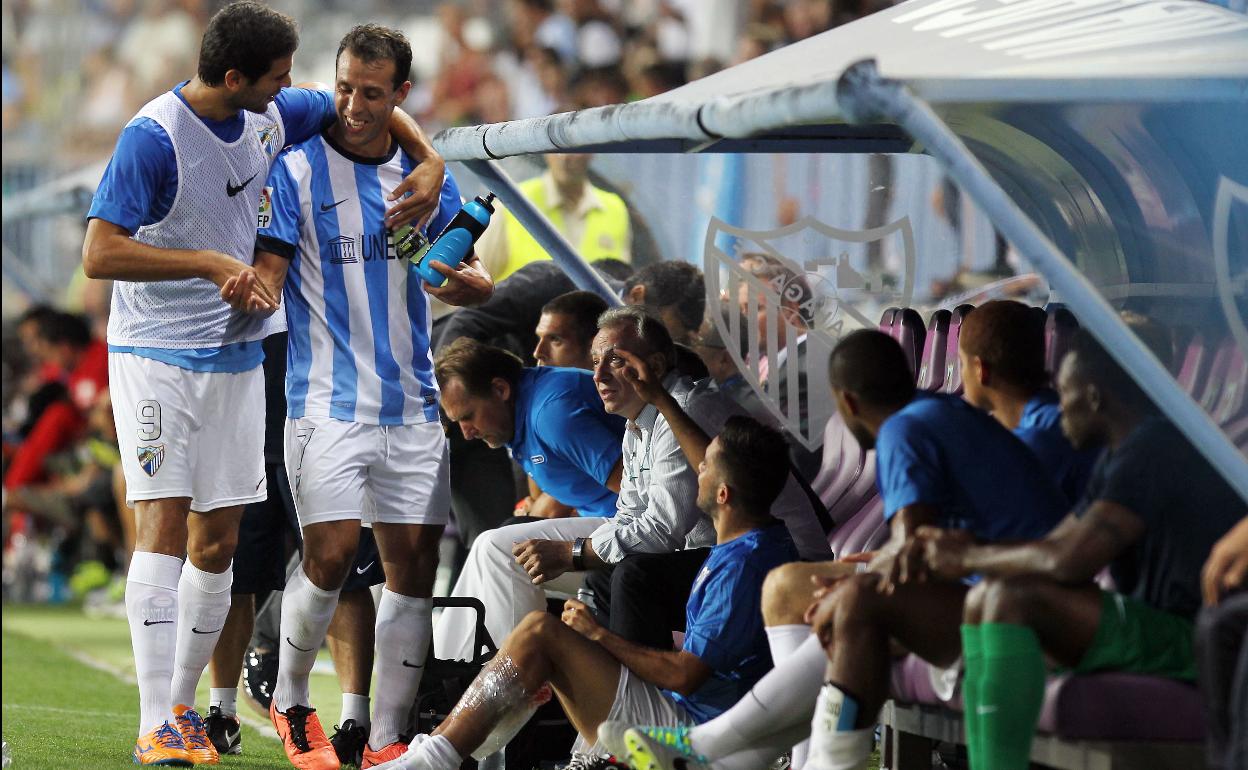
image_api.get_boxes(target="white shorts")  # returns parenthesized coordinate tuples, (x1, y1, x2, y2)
(110, 352, 266, 512)
(577, 667, 696, 755)
(284, 415, 451, 528)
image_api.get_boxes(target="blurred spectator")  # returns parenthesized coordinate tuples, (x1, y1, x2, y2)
(475, 153, 633, 282)
(116, 0, 198, 94)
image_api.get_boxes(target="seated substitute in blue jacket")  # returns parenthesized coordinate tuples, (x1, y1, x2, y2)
(436, 337, 625, 520)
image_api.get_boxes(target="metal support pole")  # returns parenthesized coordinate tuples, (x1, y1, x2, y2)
(462, 159, 622, 307)
(837, 58, 1248, 501)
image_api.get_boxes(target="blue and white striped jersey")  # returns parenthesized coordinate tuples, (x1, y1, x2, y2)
(257, 132, 461, 426)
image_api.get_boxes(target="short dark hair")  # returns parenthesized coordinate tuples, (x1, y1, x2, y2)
(959, 300, 1047, 389)
(698, 298, 752, 361)
(1065, 313, 1171, 413)
(434, 337, 524, 398)
(597, 305, 676, 371)
(198, 1, 299, 87)
(716, 415, 790, 517)
(38, 312, 92, 348)
(590, 257, 635, 283)
(17, 304, 58, 328)
(541, 291, 610, 349)
(336, 24, 413, 91)
(828, 329, 916, 408)
(626, 262, 705, 332)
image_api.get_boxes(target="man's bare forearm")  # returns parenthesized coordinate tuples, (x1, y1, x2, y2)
(83, 220, 227, 283)
(594, 628, 707, 695)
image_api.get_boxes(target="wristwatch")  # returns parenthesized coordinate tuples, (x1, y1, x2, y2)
(572, 537, 587, 571)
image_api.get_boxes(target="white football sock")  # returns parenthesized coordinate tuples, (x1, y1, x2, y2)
(805, 683, 874, 770)
(764, 624, 815, 769)
(342, 692, 371, 726)
(170, 560, 232, 709)
(370, 590, 433, 748)
(210, 688, 238, 717)
(126, 551, 183, 735)
(273, 565, 341, 712)
(420, 734, 462, 770)
(690, 634, 825, 759)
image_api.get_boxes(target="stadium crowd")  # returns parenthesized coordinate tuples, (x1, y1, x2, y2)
(1, 2, 1246, 770)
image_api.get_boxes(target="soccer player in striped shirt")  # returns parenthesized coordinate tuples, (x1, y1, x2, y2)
(82, 3, 447, 765)
(244, 24, 494, 770)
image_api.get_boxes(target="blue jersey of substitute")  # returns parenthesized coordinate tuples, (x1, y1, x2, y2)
(669, 524, 799, 723)
(256, 130, 461, 425)
(1015, 389, 1100, 505)
(876, 393, 1066, 542)
(507, 367, 626, 518)
(88, 83, 334, 372)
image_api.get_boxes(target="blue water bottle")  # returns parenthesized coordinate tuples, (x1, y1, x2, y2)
(414, 192, 496, 287)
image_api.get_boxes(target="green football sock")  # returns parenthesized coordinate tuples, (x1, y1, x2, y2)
(959, 624, 984, 770)
(978, 623, 1046, 770)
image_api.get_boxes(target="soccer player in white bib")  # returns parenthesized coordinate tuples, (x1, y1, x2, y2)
(81, 3, 448, 765)
(246, 24, 495, 770)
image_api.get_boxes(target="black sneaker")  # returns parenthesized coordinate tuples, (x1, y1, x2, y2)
(330, 718, 369, 767)
(560, 754, 628, 770)
(204, 706, 242, 755)
(242, 643, 279, 711)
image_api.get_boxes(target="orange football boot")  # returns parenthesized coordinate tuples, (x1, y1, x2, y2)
(361, 740, 408, 768)
(133, 721, 193, 766)
(270, 701, 341, 770)
(173, 705, 220, 765)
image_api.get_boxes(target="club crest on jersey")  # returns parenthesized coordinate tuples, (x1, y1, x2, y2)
(257, 125, 279, 158)
(137, 445, 166, 477)
(257, 186, 273, 229)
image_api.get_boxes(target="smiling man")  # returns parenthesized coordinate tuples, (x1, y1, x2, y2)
(80, 3, 448, 766)
(244, 24, 494, 770)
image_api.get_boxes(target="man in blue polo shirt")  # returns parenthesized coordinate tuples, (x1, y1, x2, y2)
(434, 337, 626, 654)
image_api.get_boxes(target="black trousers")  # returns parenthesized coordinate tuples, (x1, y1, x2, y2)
(583, 548, 712, 650)
(1196, 591, 1248, 770)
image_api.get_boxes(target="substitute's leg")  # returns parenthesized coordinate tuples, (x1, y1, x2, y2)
(326, 586, 376, 767)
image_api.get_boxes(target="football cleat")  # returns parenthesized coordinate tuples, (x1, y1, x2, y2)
(330, 719, 369, 767)
(204, 706, 242, 756)
(270, 701, 340, 770)
(173, 705, 220, 765)
(361, 739, 407, 768)
(243, 643, 279, 712)
(623, 726, 709, 770)
(133, 721, 193, 766)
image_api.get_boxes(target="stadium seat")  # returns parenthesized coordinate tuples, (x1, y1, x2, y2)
(879, 307, 898, 333)
(1209, 337, 1247, 426)
(887, 660, 1206, 742)
(891, 308, 926, 382)
(1176, 331, 1212, 396)
(812, 413, 876, 525)
(1044, 305, 1079, 382)
(917, 309, 951, 392)
(941, 304, 974, 395)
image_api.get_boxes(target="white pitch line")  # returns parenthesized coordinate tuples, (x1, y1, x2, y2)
(60, 646, 280, 741)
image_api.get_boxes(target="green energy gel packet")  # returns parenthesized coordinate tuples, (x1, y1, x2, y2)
(391, 223, 431, 265)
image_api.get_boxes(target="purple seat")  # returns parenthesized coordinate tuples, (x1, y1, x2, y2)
(834, 498, 886, 556)
(1209, 338, 1247, 427)
(1038, 673, 1206, 741)
(811, 413, 871, 521)
(1044, 306, 1079, 383)
(890, 308, 926, 383)
(889, 660, 1205, 742)
(917, 309, 951, 392)
(879, 307, 898, 333)
(1176, 331, 1212, 397)
(941, 305, 974, 395)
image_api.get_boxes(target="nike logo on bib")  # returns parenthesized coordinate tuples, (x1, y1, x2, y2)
(321, 198, 349, 212)
(227, 173, 258, 197)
